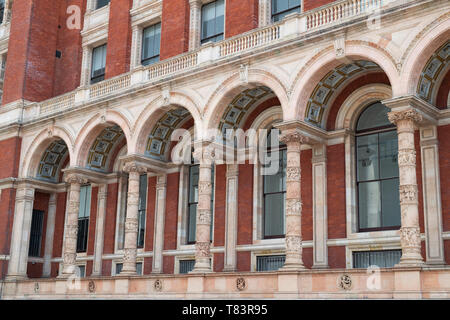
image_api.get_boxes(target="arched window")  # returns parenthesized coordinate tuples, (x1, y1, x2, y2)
(356, 102, 400, 232)
(263, 128, 286, 238)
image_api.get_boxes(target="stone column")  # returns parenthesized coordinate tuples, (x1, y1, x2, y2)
(42, 193, 57, 277)
(6, 184, 35, 280)
(80, 46, 91, 87)
(419, 125, 445, 265)
(280, 129, 308, 271)
(152, 175, 167, 274)
(388, 109, 424, 267)
(192, 144, 214, 273)
(312, 144, 329, 268)
(130, 25, 142, 70)
(189, 0, 202, 51)
(259, 0, 272, 27)
(60, 174, 88, 277)
(121, 162, 147, 275)
(223, 164, 239, 272)
(92, 184, 108, 276)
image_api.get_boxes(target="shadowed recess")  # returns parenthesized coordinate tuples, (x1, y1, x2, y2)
(305, 60, 381, 127)
(417, 40, 449, 103)
(87, 125, 125, 172)
(146, 107, 192, 161)
(37, 139, 69, 182)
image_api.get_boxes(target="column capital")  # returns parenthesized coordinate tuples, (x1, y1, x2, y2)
(122, 161, 147, 174)
(388, 109, 423, 126)
(193, 141, 216, 164)
(189, 0, 203, 6)
(64, 173, 88, 185)
(280, 129, 310, 145)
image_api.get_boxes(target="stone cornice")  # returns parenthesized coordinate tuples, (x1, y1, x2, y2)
(119, 153, 173, 174)
(382, 95, 439, 125)
(62, 167, 120, 185)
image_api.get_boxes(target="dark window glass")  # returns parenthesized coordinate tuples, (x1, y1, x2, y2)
(96, 0, 110, 10)
(78, 265, 86, 278)
(187, 162, 215, 244)
(353, 250, 402, 268)
(256, 255, 286, 271)
(91, 44, 107, 84)
(263, 129, 286, 238)
(201, 0, 224, 44)
(272, 0, 301, 22)
(142, 23, 161, 66)
(356, 102, 400, 232)
(77, 185, 91, 253)
(29, 210, 45, 257)
(0, 0, 5, 25)
(115, 263, 142, 275)
(179, 260, 196, 274)
(115, 263, 123, 275)
(137, 174, 147, 248)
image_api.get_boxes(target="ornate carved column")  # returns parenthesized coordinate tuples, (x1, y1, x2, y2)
(189, 0, 202, 51)
(92, 184, 108, 276)
(223, 164, 239, 272)
(121, 162, 147, 275)
(388, 109, 424, 267)
(280, 129, 308, 271)
(6, 184, 35, 280)
(60, 174, 88, 277)
(152, 175, 167, 274)
(192, 144, 214, 273)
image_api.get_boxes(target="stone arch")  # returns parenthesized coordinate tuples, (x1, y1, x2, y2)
(74, 110, 132, 168)
(21, 126, 75, 180)
(400, 12, 450, 97)
(131, 92, 202, 158)
(290, 41, 399, 122)
(203, 68, 289, 134)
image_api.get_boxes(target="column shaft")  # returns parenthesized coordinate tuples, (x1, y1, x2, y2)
(223, 164, 239, 272)
(189, 0, 202, 50)
(92, 184, 108, 276)
(42, 193, 57, 277)
(152, 175, 167, 274)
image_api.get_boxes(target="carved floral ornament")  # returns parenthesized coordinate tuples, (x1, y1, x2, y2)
(65, 173, 88, 185)
(400, 227, 421, 248)
(122, 161, 147, 174)
(387, 109, 423, 125)
(196, 242, 211, 258)
(280, 130, 309, 145)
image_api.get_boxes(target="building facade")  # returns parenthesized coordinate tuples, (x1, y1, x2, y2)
(0, 0, 449, 299)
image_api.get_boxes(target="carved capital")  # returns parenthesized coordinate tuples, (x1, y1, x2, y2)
(388, 109, 423, 125)
(123, 162, 147, 174)
(280, 130, 309, 145)
(65, 174, 88, 185)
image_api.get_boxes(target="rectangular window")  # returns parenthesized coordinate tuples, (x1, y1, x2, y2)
(179, 260, 195, 274)
(0, 0, 5, 25)
(187, 165, 215, 244)
(263, 148, 287, 238)
(77, 185, 91, 253)
(353, 250, 402, 268)
(272, 0, 301, 22)
(115, 262, 142, 275)
(78, 265, 86, 278)
(96, 0, 110, 10)
(256, 255, 286, 271)
(201, 0, 224, 44)
(29, 210, 45, 257)
(91, 44, 107, 84)
(137, 174, 147, 249)
(142, 23, 161, 66)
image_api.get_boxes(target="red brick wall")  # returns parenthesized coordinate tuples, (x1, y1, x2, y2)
(328, 245, 346, 268)
(304, 0, 336, 11)
(438, 125, 450, 232)
(225, 0, 258, 39)
(27, 263, 43, 278)
(105, 0, 133, 79)
(144, 257, 153, 275)
(213, 165, 226, 247)
(237, 251, 251, 272)
(237, 163, 253, 245)
(303, 247, 313, 268)
(144, 176, 157, 252)
(103, 183, 118, 254)
(213, 253, 224, 272)
(302, 149, 313, 241)
(163, 173, 180, 250)
(33, 192, 50, 257)
(436, 70, 450, 109)
(0, 188, 15, 278)
(327, 144, 346, 239)
(3, 0, 60, 104)
(52, 0, 86, 96)
(0, 137, 22, 179)
(163, 256, 175, 274)
(160, 0, 190, 60)
(445, 240, 450, 265)
(102, 260, 112, 276)
(242, 97, 281, 131)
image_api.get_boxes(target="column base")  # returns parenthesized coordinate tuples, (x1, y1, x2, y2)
(118, 271, 137, 276)
(5, 274, 28, 281)
(311, 264, 329, 269)
(279, 263, 306, 272)
(396, 257, 425, 268)
(222, 266, 236, 273)
(190, 267, 212, 274)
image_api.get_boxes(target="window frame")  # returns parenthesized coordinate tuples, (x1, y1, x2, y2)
(271, 0, 302, 23)
(76, 184, 92, 253)
(90, 44, 107, 84)
(200, 0, 225, 45)
(141, 23, 161, 66)
(355, 103, 400, 233)
(137, 174, 148, 249)
(95, 0, 110, 10)
(28, 209, 45, 258)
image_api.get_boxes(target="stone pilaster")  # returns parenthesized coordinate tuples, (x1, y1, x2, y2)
(279, 129, 308, 271)
(130, 25, 142, 70)
(388, 109, 424, 267)
(60, 174, 88, 277)
(223, 164, 239, 272)
(189, 0, 202, 51)
(152, 175, 167, 274)
(121, 162, 147, 275)
(43, 193, 57, 277)
(92, 184, 108, 276)
(191, 144, 214, 273)
(6, 184, 35, 280)
(80, 46, 91, 87)
(259, 0, 271, 27)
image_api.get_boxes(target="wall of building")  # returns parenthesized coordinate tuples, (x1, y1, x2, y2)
(160, 0, 190, 60)
(225, 0, 258, 38)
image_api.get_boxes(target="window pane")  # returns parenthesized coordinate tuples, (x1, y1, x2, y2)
(353, 250, 401, 268)
(215, 0, 224, 36)
(272, 0, 290, 14)
(201, 0, 224, 42)
(356, 102, 392, 132)
(257, 255, 286, 271)
(381, 178, 401, 228)
(78, 185, 91, 218)
(180, 260, 195, 274)
(379, 131, 399, 179)
(189, 165, 199, 203)
(264, 193, 285, 237)
(91, 45, 106, 80)
(142, 23, 161, 65)
(358, 181, 381, 229)
(357, 134, 379, 182)
(188, 203, 197, 243)
(29, 210, 44, 257)
(96, 0, 110, 9)
(136, 262, 143, 275)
